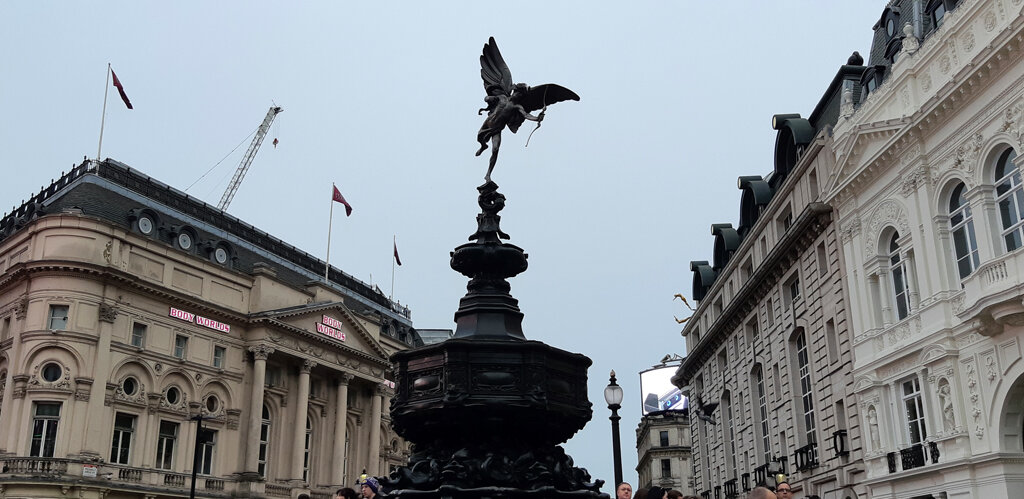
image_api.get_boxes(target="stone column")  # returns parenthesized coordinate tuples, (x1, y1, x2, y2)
(245, 345, 274, 473)
(332, 373, 354, 485)
(367, 384, 383, 475)
(292, 359, 316, 481)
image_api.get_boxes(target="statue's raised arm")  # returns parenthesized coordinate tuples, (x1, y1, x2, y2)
(474, 37, 579, 182)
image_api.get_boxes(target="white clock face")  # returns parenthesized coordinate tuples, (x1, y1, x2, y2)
(138, 216, 154, 235)
(214, 247, 228, 263)
(178, 232, 193, 250)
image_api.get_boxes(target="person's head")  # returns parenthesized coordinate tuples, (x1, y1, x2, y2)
(748, 487, 777, 499)
(646, 486, 667, 499)
(615, 482, 632, 499)
(634, 486, 648, 499)
(666, 491, 682, 499)
(774, 481, 793, 498)
(360, 477, 379, 498)
(337, 488, 358, 499)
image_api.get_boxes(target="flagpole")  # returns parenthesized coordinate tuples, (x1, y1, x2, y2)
(325, 184, 334, 282)
(96, 63, 111, 161)
(390, 235, 396, 301)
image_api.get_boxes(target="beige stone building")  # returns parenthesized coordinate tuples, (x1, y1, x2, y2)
(635, 411, 694, 494)
(0, 159, 430, 498)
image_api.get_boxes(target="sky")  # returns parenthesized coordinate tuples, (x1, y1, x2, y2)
(1, 1, 882, 491)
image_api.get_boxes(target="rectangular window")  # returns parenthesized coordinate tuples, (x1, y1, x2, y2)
(110, 412, 136, 464)
(825, 319, 839, 363)
(778, 206, 794, 233)
(48, 305, 69, 330)
(796, 333, 817, 448)
(659, 430, 670, 447)
(174, 335, 188, 359)
(156, 420, 178, 469)
(817, 242, 828, 276)
(785, 275, 801, 309)
(902, 378, 927, 444)
(746, 318, 759, 353)
(765, 298, 775, 327)
(198, 428, 216, 475)
(259, 413, 270, 477)
(265, 367, 282, 387)
(1, 316, 10, 340)
(30, 402, 61, 457)
(661, 458, 671, 478)
(755, 369, 770, 462)
(213, 346, 226, 368)
(131, 323, 147, 348)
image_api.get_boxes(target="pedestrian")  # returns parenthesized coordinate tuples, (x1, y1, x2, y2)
(646, 486, 667, 499)
(615, 482, 633, 499)
(774, 481, 793, 499)
(336, 488, 358, 499)
(666, 490, 682, 499)
(359, 477, 380, 499)
(748, 486, 777, 499)
(635, 487, 649, 499)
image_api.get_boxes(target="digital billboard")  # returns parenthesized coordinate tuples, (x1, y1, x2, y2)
(639, 365, 687, 415)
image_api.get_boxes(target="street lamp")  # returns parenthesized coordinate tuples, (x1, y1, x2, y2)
(604, 370, 624, 486)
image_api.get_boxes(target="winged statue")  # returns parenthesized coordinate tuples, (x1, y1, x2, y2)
(475, 37, 579, 182)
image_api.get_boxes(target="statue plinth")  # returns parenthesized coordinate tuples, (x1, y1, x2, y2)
(383, 182, 606, 499)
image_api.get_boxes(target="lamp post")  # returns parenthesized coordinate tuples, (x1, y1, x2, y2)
(604, 370, 624, 486)
(189, 414, 205, 499)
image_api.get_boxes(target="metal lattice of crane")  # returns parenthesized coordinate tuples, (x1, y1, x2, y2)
(217, 105, 283, 211)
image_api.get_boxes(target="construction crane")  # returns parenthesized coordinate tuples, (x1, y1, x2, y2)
(217, 105, 283, 211)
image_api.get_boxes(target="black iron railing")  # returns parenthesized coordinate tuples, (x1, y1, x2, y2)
(887, 441, 941, 473)
(795, 441, 819, 471)
(741, 473, 750, 492)
(724, 478, 738, 498)
(831, 429, 849, 458)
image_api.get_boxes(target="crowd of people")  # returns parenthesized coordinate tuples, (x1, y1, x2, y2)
(615, 479, 794, 499)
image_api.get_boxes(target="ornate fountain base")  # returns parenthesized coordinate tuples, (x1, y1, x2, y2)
(381, 182, 607, 499)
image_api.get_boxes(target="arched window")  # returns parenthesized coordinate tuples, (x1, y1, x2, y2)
(889, 232, 911, 320)
(258, 405, 270, 477)
(303, 416, 313, 482)
(996, 148, 1024, 251)
(949, 182, 980, 279)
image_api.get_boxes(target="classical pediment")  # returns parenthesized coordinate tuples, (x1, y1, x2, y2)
(253, 301, 389, 361)
(828, 119, 908, 196)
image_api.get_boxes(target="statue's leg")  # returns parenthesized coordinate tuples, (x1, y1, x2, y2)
(476, 131, 489, 156)
(485, 134, 501, 181)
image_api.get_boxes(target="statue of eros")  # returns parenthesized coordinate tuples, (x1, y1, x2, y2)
(475, 37, 579, 182)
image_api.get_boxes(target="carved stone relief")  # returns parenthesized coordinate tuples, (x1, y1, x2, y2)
(864, 199, 910, 252)
(98, 303, 119, 323)
(984, 9, 998, 31)
(962, 358, 984, 438)
(1000, 100, 1024, 151)
(961, 30, 976, 52)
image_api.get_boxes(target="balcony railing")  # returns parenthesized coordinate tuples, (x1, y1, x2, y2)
(163, 473, 187, 487)
(118, 467, 142, 482)
(0, 457, 69, 475)
(266, 484, 293, 497)
(753, 463, 769, 486)
(205, 478, 225, 491)
(795, 441, 819, 471)
(724, 478, 738, 498)
(741, 473, 750, 493)
(888, 441, 940, 473)
(831, 429, 849, 458)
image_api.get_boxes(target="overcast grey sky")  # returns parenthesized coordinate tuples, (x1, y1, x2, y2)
(1, 1, 881, 490)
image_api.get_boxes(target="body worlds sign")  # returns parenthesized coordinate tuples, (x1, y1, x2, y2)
(169, 307, 231, 333)
(317, 314, 346, 341)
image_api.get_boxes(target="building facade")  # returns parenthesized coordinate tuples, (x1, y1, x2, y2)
(828, 0, 1024, 497)
(0, 160, 422, 498)
(672, 52, 866, 499)
(635, 411, 694, 494)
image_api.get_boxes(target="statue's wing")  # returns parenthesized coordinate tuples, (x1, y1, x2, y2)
(480, 37, 513, 96)
(515, 84, 580, 113)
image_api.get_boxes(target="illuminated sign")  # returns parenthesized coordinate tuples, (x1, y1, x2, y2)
(169, 307, 231, 333)
(639, 365, 687, 415)
(322, 315, 344, 330)
(316, 322, 346, 341)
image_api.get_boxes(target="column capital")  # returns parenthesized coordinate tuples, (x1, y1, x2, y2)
(374, 384, 388, 396)
(248, 344, 275, 360)
(337, 373, 355, 385)
(301, 359, 318, 373)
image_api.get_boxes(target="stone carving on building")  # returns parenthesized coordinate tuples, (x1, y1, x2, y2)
(103, 240, 113, 264)
(903, 23, 919, 54)
(840, 218, 861, 242)
(938, 378, 956, 432)
(249, 344, 275, 361)
(301, 359, 318, 373)
(922, 73, 932, 92)
(961, 30, 976, 52)
(952, 132, 984, 184)
(1000, 100, 1024, 151)
(98, 302, 118, 323)
(985, 353, 998, 381)
(963, 359, 984, 438)
(984, 9, 998, 31)
(28, 363, 72, 391)
(864, 199, 910, 252)
(867, 405, 881, 451)
(14, 296, 28, 320)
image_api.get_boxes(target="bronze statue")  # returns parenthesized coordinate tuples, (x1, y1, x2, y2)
(476, 37, 579, 182)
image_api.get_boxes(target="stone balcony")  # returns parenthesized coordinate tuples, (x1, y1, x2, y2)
(958, 248, 1024, 336)
(0, 455, 335, 498)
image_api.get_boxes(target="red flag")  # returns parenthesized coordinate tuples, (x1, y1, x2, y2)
(394, 240, 402, 266)
(110, 68, 133, 109)
(332, 185, 353, 216)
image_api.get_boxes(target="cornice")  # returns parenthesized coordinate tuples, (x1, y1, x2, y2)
(675, 203, 833, 386)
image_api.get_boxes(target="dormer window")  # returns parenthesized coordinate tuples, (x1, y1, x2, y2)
(927, 0, 961, 32)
